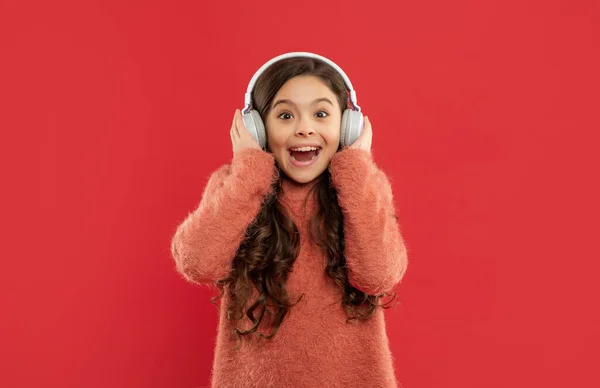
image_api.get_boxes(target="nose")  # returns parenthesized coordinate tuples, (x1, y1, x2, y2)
(295, 123, 316, 138)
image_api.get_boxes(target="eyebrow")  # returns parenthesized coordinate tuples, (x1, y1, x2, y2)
(272, 97, 334, 109)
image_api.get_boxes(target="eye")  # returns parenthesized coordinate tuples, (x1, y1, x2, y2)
(278, 111, 293, 120)
(315, 110, 329, 118)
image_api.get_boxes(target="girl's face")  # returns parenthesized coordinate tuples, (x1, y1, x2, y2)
(265, 75, 342, 185)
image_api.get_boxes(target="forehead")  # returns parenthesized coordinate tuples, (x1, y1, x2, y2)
(273, 75, 338, 104)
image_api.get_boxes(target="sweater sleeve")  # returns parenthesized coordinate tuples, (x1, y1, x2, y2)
(170, 148, 278, 285)
(328, 148, 408, 295)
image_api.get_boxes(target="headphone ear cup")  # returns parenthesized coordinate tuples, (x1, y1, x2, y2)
(242, 110, 267, 149)
(340, 109, 364, 147)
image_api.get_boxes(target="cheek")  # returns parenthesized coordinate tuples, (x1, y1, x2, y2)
(267, 133, 285, 150)
(324, 125, 341, 145)
(265, 129, 287, 155)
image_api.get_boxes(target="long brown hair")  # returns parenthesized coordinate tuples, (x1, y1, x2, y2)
(214, 57, 396, 344)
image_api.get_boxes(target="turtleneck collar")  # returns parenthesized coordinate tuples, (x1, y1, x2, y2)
(277, 174, 325, 216)
(280, 175, 318, 199)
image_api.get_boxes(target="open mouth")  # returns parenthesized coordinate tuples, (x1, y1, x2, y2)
(288, 146, 322, 162)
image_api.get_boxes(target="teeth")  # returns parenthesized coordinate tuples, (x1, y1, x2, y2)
(291, 153, 318, 161)
(290, 146, 320, 152)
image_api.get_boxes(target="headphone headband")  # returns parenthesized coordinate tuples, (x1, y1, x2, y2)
(243, 52, 360, 114)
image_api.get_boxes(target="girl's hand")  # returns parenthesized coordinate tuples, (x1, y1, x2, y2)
(349, 116, 372, 153)
(230, 109, 262, 157)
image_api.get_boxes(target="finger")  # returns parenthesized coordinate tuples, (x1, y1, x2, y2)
(230, 123, 239, 142)
(233, 109, 242, 138)
(364, 116, 372, 133)
(231, 111, 240, 139)
(236, 109, 248, 138)
(364, 117, 373, 144)
(350, 131, 364, 148)
(355, 121, 368, 142)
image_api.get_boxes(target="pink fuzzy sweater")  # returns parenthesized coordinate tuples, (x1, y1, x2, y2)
(171, 147, 408, 388)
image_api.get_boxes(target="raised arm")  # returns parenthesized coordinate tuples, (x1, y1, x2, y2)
(170, 148, 278, 285)
(328, 148, 408, 295)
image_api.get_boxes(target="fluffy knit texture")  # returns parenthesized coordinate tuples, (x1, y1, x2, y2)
(171, 147, 408, 388)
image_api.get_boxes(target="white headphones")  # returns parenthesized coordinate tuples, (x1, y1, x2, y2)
(241, 52, 364, 150)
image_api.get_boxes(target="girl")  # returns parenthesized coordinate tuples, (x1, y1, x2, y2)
(171, 54, 408, 388)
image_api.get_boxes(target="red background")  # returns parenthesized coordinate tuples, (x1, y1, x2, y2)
(1, 0, 599, 387)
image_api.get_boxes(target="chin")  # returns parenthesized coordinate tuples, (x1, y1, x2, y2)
(289, 175, 317, 184)
(285, 166, 326, 184)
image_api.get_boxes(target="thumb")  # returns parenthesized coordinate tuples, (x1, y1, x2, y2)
(237, 110, 248, 131)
